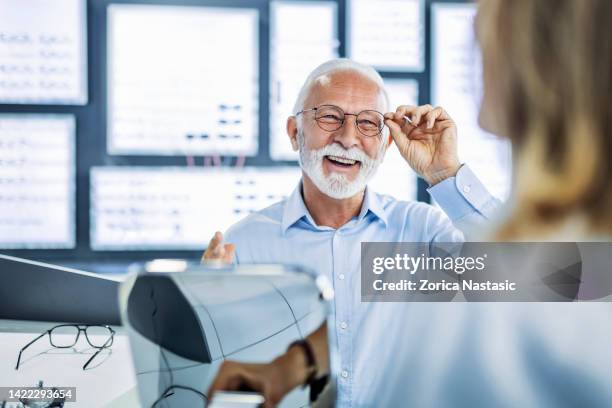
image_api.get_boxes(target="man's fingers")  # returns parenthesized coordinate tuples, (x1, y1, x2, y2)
(412, 105, 434, 127)
(211, 231, 223, 247)
(392, 105, 417, 123)
(385, 117, 427, 143)
(384, 118, 415, 147)
(207, 231, 223, 253)
(202, 243, 235, 265)
(393, 105, 434, 127)
(214, 245, 226, 258)
(203, 231, 226, 261)
(423, 107, 444, 129)
(223, 244, 236, 263)
(384, 117, 403, 138)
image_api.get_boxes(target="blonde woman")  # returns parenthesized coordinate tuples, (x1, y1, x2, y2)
(478, 0, 612, 241)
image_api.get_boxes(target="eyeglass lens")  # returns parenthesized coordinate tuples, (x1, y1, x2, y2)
(49, 325, 113, 349)
(84, 326, 114, 348)
(49, 325, 79, 348)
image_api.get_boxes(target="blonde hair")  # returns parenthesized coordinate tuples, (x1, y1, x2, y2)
(477, 0, 612, 239)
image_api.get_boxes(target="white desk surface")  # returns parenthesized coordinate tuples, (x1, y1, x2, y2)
(0, 319, 138, 407)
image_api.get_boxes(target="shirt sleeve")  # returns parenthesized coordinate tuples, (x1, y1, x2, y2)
(426, 164, 501, 237)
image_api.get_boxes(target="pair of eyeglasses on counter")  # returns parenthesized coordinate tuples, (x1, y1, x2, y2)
(15, 324, 115, 371)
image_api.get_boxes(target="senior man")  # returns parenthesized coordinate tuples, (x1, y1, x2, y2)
(203, 59, 498, 407)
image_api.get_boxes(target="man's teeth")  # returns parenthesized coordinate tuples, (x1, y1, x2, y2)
(327, 155, 358, 165)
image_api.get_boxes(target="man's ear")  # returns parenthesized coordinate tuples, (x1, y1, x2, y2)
(385, 134, 393, 150)
(287, 116, 299, 151)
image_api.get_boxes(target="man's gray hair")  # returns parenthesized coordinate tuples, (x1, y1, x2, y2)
(292, 58, 390, 116)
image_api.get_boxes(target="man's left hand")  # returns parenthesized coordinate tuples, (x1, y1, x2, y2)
(384, 104, 461, 185)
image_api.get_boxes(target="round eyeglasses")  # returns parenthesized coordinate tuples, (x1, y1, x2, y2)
(295, 104, 385, 138)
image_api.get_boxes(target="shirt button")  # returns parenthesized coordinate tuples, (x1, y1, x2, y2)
(340, 321, 348, 330)
(338, 273, 345, 280)
(341, 370, 349, 378)
(462, 185, 471, 194)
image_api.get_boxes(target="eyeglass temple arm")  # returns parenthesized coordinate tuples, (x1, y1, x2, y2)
(15, 331, 47, 370)
(295, 107, 318, 116)
(82, 332, 114, 370)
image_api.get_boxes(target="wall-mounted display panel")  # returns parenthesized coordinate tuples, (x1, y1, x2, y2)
(90, 167, 301, 250)
(0, 0, 88, 105)
(0, 114, 75, 248)
(347, 0, 425, 72)
(107, 5, 259, 156)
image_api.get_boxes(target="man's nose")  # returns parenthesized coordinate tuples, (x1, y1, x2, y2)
(333, 116, 360, 149)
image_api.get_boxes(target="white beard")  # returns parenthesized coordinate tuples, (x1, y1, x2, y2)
(298, 130, 386, 200)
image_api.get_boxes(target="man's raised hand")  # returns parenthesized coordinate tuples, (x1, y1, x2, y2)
(201, 231, 235, 264)
(384, 104, 461, 185)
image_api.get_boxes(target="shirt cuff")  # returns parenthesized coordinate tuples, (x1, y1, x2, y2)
(427, 165, 492, 221)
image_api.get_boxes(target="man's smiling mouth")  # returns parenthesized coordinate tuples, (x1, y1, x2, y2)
(325, 155, 360, 167)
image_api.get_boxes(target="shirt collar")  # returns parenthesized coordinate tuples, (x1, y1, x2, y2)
(281, 180, 388, 234)
(281, 181, 312, 233)
(360, 185, 388, 226)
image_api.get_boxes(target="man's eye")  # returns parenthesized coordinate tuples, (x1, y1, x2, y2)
(322, 115, 342, 121)
(358, 120, 378, 128)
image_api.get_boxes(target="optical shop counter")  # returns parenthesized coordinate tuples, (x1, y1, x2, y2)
(0, 319, 138, 407)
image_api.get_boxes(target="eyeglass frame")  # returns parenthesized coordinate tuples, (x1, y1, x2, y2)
(15, 324, 116, 371)
(295, 104, 386, 138)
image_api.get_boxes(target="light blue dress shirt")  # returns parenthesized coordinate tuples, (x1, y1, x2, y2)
(224, 165, 497, 407)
